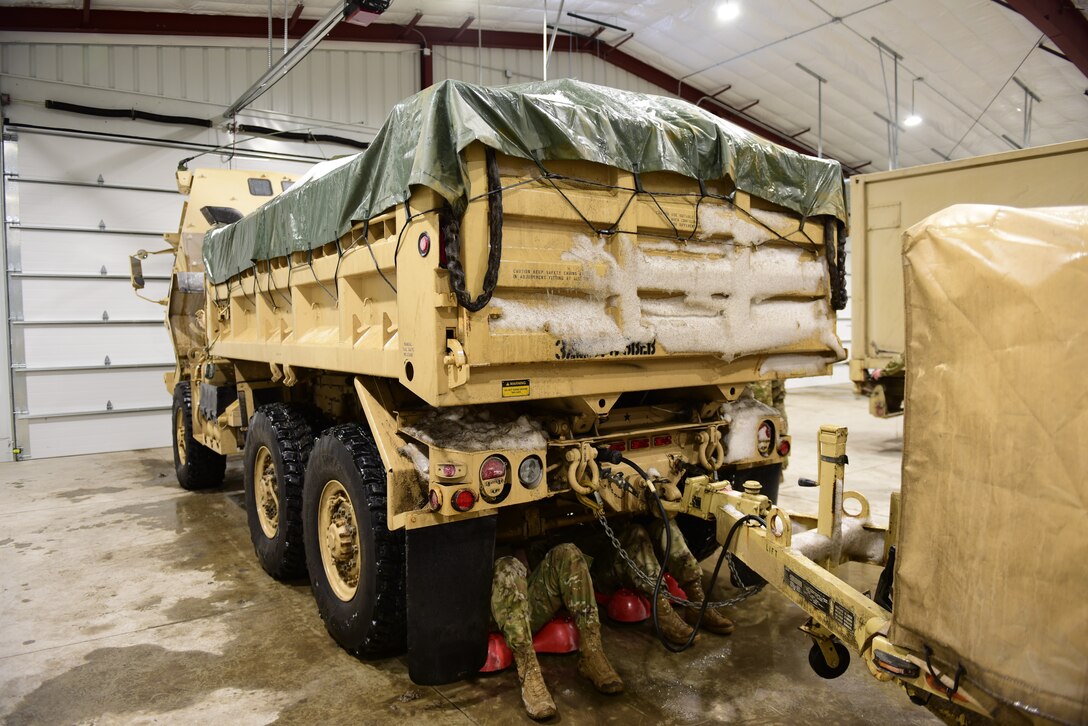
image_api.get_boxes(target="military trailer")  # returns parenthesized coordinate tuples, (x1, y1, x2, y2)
(135, 79, 850, 684)
(849, 139, 1088, 416)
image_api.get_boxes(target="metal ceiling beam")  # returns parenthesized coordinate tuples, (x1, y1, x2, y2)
(1002, 0, 1088, 79)
(0, 8, 861, 172)
(222, 0, 368, 119)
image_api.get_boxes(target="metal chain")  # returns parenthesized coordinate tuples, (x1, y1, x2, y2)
(442, 147, 503, 313)
(594, 509, 764, 609)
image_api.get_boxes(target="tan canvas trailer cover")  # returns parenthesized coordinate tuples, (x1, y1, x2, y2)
(849, 139, 1088, 415)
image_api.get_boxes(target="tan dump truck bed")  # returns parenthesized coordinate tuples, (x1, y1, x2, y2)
(849, 139, 1088, 398)
(201, 79, 849, 409)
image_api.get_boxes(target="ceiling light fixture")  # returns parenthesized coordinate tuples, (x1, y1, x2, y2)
(904, 76, 923, 127)
(717, 1, 741, 22)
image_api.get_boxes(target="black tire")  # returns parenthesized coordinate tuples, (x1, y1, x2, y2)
(243, 404, 314, 580)
(808, 640, 851, 679)
(171, 382, 226, 491)
(303, 424, 406, 658)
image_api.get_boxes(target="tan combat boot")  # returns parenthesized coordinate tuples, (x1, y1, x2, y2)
(681, 578, 736, 635)
(512, 648, 557, 721)
(577, 626, 624, 694)
(654, 596, 700, 645)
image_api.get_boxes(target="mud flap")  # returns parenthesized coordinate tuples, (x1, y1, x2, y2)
(406, 515, 496, 685)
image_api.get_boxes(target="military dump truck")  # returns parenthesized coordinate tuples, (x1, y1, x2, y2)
(135, 79, 851, 684)
(849, 139, 1088, 417)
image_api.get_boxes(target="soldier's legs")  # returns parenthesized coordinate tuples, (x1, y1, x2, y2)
(598, 523, 696, 645)
(491, 556, 556, 720)
(526, 543, 623, 693)
(491, 556, 535, 651)
(647, 519, 735, 635)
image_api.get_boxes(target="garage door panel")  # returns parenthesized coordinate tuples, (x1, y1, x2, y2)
(20, 326, 173, 367)
(24, 367, 172, 413)
(19, 184, 182, 231)
(26, 412, 171, 459)
(18, 133, 196, 189)
(19, 231, 175, 277)
(19, 278, 169, 321)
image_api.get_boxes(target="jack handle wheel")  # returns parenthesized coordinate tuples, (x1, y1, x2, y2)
(808, 639, 851, 679)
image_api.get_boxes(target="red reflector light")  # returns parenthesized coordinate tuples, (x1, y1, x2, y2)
(629, 438, 650, 450)
(452, 488, 476, 512)
(608, 441, 627, 452)
(439, 463, 458, 478)
(653, 435, 672, 447)
(480, 456, 507, 481)
(418, 231, 431, 257)
(778, 439, 791, 456)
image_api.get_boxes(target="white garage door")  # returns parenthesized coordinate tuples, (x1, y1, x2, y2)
(2, 126, 322, 459)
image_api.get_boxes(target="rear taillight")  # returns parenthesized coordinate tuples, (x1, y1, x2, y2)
(629, 438, 650, 450)
(452, 488, 476, 512)
(777, 439, 791, 457)
(438, 463, 458, 478)
(653, 435, 672, 447)
(480, 456, 507, 481)
(607, 440, 626, 452)
(428, 489, 442, 511)
(757, 421, 775, 457)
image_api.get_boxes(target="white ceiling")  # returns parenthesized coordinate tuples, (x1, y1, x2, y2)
(14, 0, 1088, 170)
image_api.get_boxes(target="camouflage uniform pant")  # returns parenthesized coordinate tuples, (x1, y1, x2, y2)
(491, 542, 600, 652)
(594, 519, 702, 595)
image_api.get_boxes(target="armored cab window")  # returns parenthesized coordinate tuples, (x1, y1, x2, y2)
(281, 180, 294, 192)
(248, 178, 274, 196)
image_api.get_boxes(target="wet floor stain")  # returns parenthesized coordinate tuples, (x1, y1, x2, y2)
(55, 486, 127, 502)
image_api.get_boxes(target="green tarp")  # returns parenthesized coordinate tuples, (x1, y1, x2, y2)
(203, 78, 848, 284)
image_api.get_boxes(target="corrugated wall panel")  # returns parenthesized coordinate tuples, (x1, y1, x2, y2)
(432, 45, 676, 98)
(0, 36, 418, 128)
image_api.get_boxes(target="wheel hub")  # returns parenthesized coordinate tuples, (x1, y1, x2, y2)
(175, 409, 187, 465)
(318, 480, 361, 601)
(253, 446, 279, 538)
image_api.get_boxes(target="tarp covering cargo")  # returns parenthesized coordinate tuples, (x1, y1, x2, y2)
(203, 78, 847, 283)
(893, 205, 1088, 724)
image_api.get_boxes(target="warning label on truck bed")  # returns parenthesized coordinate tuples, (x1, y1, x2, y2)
(502, 379, 530, 398)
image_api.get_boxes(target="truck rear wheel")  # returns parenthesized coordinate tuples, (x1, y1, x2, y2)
(303, 424, 406, 658)
(171, 382, 226, 491)
(243, 404, 313, 580)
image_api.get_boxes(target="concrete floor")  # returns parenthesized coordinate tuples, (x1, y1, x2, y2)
(0, 383, 938, 725)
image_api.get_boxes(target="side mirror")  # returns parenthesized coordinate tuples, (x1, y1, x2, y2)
(129, 254, 146, 290)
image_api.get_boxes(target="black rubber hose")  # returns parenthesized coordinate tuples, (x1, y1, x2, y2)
(45, 99, 212, 127)
(43, 100, 369, 150)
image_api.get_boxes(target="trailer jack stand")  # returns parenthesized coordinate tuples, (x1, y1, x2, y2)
(802, 619, 851, 679)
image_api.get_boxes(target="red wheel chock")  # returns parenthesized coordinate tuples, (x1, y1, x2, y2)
(480, 631, 513, 673)
(605, 588, 652, 623)
(480, 614, 582, 673)
(532, 613, 580, 654)
(663, 572, 687, 601)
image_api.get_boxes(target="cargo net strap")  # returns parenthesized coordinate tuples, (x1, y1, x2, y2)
(527, 161, 847, 310)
